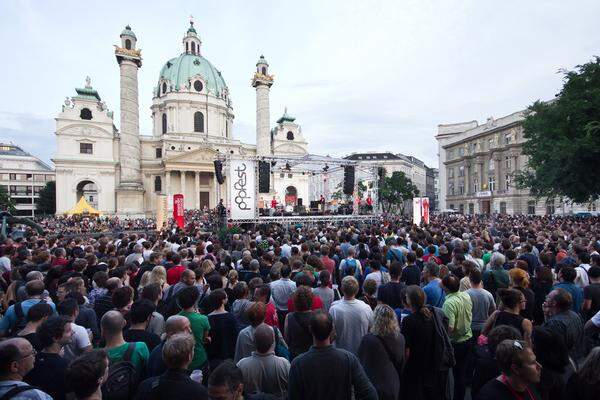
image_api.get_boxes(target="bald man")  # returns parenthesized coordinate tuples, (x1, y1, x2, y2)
(101, 310, 149, 372)
(147, 315, 192, 377)
(0, 338, 52, 399)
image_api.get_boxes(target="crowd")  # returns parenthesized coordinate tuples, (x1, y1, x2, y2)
(0, 212, 599, 400)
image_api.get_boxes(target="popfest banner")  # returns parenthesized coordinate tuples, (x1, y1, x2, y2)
(229, 159, 256, 220)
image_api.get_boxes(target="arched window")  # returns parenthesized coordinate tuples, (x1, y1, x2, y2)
(162, 113, 167, 134)
(261, 67, 267, 75)
(191, 42, 196, 54)
(286, 131, 294, 140)
(161, 82, 167, 95)
(125, 39, 131, 50)
(194, 112, 204, 133)
(154, 176, 162, 192)
(186, 42, 189, 53)
(80, 108, 92, 120)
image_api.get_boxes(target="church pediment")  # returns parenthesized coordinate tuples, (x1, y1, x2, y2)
(165, 147, 218, 164)
(274, 143, 307, 155)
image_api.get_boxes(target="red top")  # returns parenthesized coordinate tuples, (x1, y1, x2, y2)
(166, 265, 186, 285)
(287, 294, 323, 312)
(422, 254, 442, 265)
(264, 302, 279, 327)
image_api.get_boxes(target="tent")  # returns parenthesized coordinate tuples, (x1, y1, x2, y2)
(65, 197, 102, 216)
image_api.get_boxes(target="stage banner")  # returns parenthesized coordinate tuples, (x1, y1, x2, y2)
(422, 197, 430, 224)
(413, 198, 422, 225)
(156, 194, 167, 230)
(413, 197, 430, 225)
(173, 194, 184, 228)
(229, 159, 256, 220)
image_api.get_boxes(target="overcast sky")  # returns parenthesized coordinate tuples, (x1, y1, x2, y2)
(1, 0, 599, 168)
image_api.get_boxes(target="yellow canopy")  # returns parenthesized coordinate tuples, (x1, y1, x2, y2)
(65, 197, 102, 216)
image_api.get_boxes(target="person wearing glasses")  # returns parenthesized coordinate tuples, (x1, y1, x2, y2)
(475, 339, 542, 400)
(0, 338, 51, 399)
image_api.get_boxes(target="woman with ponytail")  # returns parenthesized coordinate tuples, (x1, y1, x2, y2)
(401, 285, 444, 400)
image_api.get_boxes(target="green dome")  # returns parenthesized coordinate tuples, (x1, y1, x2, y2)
(120, 25, 136, 39)
(158, 53, 228, 96)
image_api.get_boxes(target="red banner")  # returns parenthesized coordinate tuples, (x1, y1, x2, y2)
(173, 194, 184, 228)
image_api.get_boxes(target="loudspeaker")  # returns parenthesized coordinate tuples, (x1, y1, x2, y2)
(258, 161, 270, 193)
(297, 198, 303, 207)
(343, 166, 355, 195)
(214, 160, 225, 184)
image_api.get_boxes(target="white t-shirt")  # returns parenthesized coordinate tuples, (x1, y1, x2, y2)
(63, 322, 91, 361)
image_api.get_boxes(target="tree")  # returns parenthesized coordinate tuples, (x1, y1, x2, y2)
(378, 171, 419, 214)
(37, 181, 56, 215)
(515, 57, 600, 203)
(0, 185, 15, 213)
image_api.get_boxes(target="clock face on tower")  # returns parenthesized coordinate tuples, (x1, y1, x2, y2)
(193, 80, 203, 92)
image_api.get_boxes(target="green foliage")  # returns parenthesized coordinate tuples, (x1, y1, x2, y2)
(378, 170, 419, 214)
(515, 57, 600, 203)
(0, 185, 15, 213)
(37, 181, 56, 215)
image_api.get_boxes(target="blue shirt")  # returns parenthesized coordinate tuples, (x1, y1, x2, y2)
(386, 248, 406, 265)
(0, 299, 56, 333)
(552, 282, 584, 312)
(423, 279, 445, 308)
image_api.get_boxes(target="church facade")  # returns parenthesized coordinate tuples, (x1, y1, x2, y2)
(53, 21, 309, 216)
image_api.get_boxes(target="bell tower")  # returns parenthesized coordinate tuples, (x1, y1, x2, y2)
(252, 55, 274, 156)
(115, 25, 145, 215)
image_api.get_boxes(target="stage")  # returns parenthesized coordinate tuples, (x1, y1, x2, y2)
(228, 213, 380, 225)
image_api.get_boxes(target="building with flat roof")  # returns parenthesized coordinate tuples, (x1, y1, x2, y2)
(0, 143, 55, 217)
(436, 110, 599, 215)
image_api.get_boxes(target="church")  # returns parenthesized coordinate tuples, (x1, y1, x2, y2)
(53, 20, 310, 216)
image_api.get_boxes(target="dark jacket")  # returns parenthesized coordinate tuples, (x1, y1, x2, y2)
(134, 369, 208, 400)
(288, 345, 377, 400)
(357, 333, 405, 400)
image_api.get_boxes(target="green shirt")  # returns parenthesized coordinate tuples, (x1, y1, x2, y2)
(442, 291, 473, 343)
(106, 341, 149, 371)
(179, 310, 210, 369)
(482, 252, 492, 266)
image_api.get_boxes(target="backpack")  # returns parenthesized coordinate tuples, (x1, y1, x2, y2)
(342, 258, 358, 278)
(156, 285, 181, 319)
(102, 343, 140, 400)
(9, 299, 46, 337)
(0, 385, 36, 400)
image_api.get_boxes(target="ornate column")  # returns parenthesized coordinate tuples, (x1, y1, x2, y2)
(165, 171, 171, 196)
(195, 172, 200, 209)
(180, 171, 186, 198)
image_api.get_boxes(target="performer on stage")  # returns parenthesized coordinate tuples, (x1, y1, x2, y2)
(319, 194, 326, 213)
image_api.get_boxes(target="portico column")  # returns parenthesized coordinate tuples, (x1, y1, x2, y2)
(165, 171, 171, 196)
(180, 171, 186, 200)
(195, 171, 200, 209)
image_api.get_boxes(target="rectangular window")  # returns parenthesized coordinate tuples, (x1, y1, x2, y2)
(473, 178, 479, 192)
(488, 177, 495, 191)
(459, 182, 464, 195)
(9, 173, 16, 181)
(448, 150, 454, 160)
(80, 143, 93, 154)
(33, 186, 42, 195)
(500, 202, 507, 214)
(527, 200, 536, 215)
(488, 138, 494, 149)
(459, 204, 464, 213)
(13, 197, 33, 204)
(469, 203, 474, 214)
(448, 168, 454, 178)
(288, 173, 293, 178)
(46, 175, 54, 181)
(155, 148, 162, 158)
(280, 173, 285, 178)
(505, 133, 511, 145)
(34, 174, 45, 181)
(505, 174, 511, 189)
(26, 174, 32, 181)
(458, 147, 464, 157)
(505, 157, 511, 171)
(458, 166, 464, 177)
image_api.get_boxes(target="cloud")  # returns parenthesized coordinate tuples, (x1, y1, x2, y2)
(0, 112, 55, 166)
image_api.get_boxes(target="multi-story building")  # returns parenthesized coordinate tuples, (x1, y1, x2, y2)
(425, 167, 438, 211)
(436, 111, 599, 214)
(0, 143, 55, 217)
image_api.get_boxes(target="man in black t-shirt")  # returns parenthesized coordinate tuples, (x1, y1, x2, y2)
(377, 262, 407, 310)
(476, 339, 541, 400)
(583, 266, 600, 320)
(124, 300, 161, 351)
(401, 252, 421, 286)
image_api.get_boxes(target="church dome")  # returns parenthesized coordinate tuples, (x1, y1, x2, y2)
(158, 53, 228, 96)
